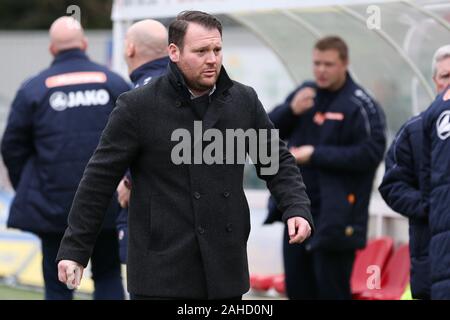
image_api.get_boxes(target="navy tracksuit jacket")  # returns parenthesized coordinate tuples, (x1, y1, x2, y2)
(421, 87, 450, 299)
(379, 114, 430, 300)
(1, 49, 130, 234)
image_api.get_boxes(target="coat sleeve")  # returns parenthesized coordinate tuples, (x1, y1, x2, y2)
(268, 91, 299, 140)
(249, 87, 314, 231)
(311, 100, 386, 172)
(378, 120, 426, 220)
(56, 93, 141, 267)
(421, 105, 435, 216)
(268, 84, 311, 140)
(0, 84, 34, 189)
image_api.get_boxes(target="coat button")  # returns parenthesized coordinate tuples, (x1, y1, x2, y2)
(347, 193, 356, 204)
(175, 100, 182, 107)
(194, 192, 201, 199)
(345, 226, 354, 237)
(223, 191, 230, 198)
(197, 226, 205, 235)
(226, 223, 232, 232)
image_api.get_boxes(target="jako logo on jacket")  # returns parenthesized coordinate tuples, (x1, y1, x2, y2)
(49, 89, 110, 111)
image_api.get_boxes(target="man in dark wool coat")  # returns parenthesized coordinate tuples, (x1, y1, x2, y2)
(56, 10, 313, 300)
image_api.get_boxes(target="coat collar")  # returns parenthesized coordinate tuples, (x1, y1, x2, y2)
(167, 61, 233, 102)
(129, 56, 170, 85)
(51, 48, 89, 65)
(167, 61, 234, 130)
(313, 72, 356, 111)
(315, 72, 355, 96)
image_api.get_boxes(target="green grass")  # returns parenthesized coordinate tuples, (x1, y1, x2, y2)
(0, 284, 43, 300)
(0, 284, 91, 300)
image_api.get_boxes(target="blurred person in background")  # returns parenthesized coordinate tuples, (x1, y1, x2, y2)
(0, 16, 129, 300)
(379, 45, 450, 300)
(379, 44, 450, 300)
(266, 36, 386, 299)
(421, 82, 450, 300)
(116, 19, 170, 267)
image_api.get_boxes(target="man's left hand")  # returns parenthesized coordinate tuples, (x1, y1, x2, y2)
(287, 216, 312, 244)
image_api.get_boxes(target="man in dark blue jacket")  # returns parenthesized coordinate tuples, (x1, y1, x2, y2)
(379, 115, 429, 299)
(0, 16, 129, 300)
(379, 45, 450, 300)
(267, 36, 386, 299)
(422, 87, 450, 299)
(115, 19, 170, 265)
(421, 45, 450, 298)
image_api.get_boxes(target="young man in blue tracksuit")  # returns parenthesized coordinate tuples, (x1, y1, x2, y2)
(1, 17, 129, 300)
(115, 19, 170, 265)
(266, 36, 386, 299)
(379, 45, 450, 300)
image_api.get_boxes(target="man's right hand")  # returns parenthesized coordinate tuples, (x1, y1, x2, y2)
(290, 87, 316, 115)
(58, 260, 84, 290)
(117, 177, 131, 208)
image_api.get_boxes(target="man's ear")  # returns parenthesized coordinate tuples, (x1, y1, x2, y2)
(168, 43, 180, 62)
(432, 76, 438, 91)
(80, 36, 88, 51)
(126, 42, 135, 58)
(49, 43, 57, 56)
(343, 58, 349, 68)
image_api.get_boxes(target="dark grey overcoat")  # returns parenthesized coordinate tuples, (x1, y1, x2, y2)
(57, 62, 312, 299)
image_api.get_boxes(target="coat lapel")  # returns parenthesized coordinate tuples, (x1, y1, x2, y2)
(202, 92, 232, 131)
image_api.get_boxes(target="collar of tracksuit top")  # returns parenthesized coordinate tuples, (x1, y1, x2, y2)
(129, 56, 170, 85)
(167, 61, 233, 119)
(51, 48, 89, 65)
(313, 73, 354, 113)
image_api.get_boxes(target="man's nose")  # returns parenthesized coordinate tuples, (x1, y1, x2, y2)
(317, 64, 326, 73)
(205, 51, 217, 64)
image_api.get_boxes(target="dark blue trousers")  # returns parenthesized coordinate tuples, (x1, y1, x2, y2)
(39, 230, 125, 300)
(283, 227, 355, 300)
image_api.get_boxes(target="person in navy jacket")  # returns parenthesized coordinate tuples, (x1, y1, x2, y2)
(267, 36, 386, 299)
(379, 45, 450, 300)
(422, 88, 450, 299)
(421, 47, 450, 299)
(115, 19, 170, 265)
(0, 17, 130, 300)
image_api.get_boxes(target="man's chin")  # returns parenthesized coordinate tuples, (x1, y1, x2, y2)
(316, 81, 330, 89)
(199, 78, 218, 89)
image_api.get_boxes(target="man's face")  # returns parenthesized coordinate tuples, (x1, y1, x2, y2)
(169, 23, 222, 94)
(313, 49, 348, 91)
(434, 57, 450, 94)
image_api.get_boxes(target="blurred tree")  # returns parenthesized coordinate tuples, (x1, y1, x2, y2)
(0, 0, 112, 29)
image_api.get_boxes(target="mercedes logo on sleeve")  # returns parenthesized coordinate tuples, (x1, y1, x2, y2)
(436, 110, 450, 140)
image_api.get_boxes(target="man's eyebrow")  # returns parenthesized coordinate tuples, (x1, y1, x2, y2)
(192, 43, 222, 50)
(193, 45, 209, 51)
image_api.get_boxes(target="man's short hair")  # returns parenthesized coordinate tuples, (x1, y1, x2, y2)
(432, 44, 450, 78)
(169, 11, 222, 49)
(314, 36, 348, 62)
